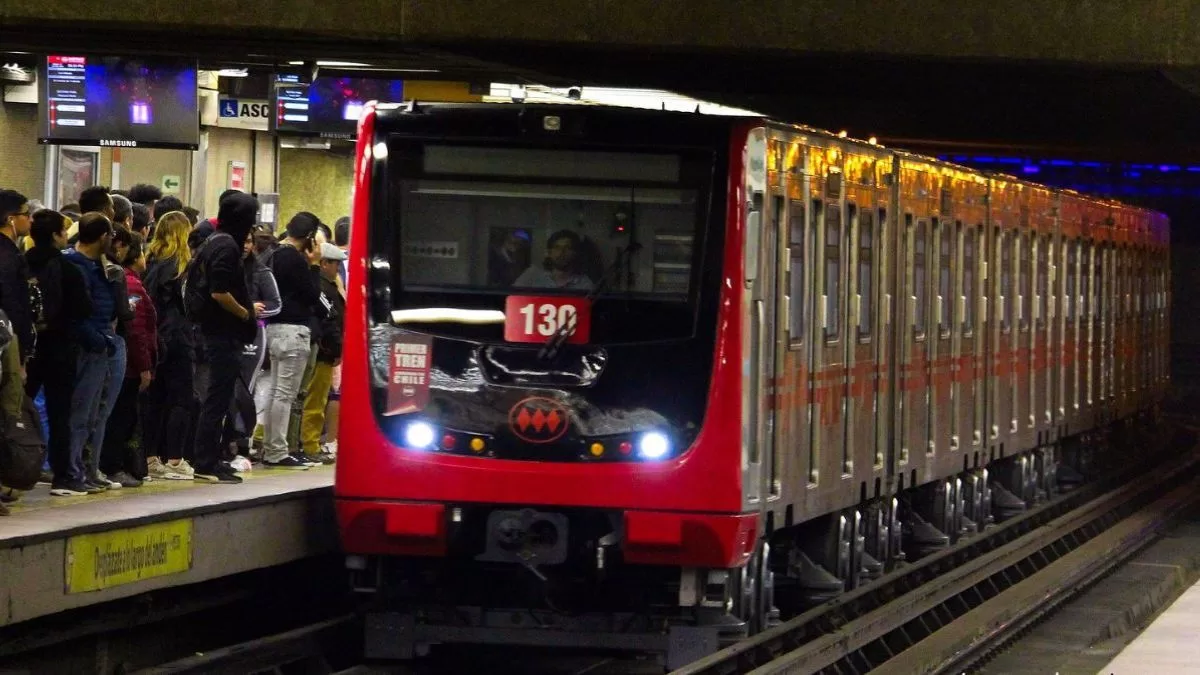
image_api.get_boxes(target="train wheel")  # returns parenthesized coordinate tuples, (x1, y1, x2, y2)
(733, 540, 777, 634)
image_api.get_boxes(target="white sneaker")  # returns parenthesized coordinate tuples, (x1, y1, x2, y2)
(148, 458, 189, 481)
(230, 456, 254, 473)
(321, 440, 338, 456)
(166, 459, 196, 479)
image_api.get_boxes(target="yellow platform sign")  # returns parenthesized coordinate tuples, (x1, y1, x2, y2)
(65, 518, 193, 593)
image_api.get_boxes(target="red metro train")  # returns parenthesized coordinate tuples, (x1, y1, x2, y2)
(335, 102, 1170, 668)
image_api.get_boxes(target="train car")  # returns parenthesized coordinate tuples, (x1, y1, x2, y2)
(334, 101, 1170, 668)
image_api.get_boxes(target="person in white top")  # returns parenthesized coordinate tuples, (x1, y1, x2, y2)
(512, 229, 594, 291)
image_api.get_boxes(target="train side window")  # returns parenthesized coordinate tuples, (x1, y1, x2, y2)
(914, 218, 927, 340)
(1083, 241, 1092, 320)
(938, 220, 952, 338)
(825, 203, 842, 342)
(1066, 240, 1077, 321)
(1036, 235, 1048, 330)
(1019, 233, 1030, 332)
(858, 207, 874, 341)
(788, 200, 807, 345)
(963, 225, 975, 335)
(1001, 230, 1012, 333)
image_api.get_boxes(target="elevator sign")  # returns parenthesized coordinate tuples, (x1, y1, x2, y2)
(214, 96, 269, 131)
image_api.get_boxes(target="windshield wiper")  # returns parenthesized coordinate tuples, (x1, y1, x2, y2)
(537, 240, 642, 361)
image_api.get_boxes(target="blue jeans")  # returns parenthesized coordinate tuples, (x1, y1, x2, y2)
(68, 335, 126, 482)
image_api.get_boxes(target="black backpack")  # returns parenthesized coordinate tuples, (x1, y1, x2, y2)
(0, 394, 47, 491)
(183, 232, 230, 322)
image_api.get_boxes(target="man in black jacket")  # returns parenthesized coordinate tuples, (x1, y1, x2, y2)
(190, 193, 259, 484)
(25, 210, 91, 489)
(0, 190, 34, 370)
(259, 212, 327, 469)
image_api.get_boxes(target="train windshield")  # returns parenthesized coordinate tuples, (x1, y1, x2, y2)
(390, 143, 703, 302)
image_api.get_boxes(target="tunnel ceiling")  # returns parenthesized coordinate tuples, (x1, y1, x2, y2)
(7, 3, 1200, 163)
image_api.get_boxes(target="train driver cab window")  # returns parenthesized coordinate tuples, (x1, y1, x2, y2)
(1018, 233, 1031, 332)
(1001, 230, 1012, 333)
(788, 200, 807, 344)
(938, 220, 952, 338)
(824, 203, 842, 342)
(858, 207, 874, 341)
(963, 225, 975, 335)
(913, 218, 927, 340)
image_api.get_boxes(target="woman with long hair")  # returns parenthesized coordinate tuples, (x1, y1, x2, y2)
(140, 211, 195, 480)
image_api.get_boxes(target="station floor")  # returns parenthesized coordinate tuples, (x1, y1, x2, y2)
(0, 466, 336, 627)
(1100, 577, 1200, 674)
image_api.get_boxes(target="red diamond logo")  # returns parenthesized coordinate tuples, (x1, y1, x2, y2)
(508, 397, 571, 444)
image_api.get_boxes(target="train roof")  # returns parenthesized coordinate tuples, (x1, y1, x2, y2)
(370, 101, 1168, 233)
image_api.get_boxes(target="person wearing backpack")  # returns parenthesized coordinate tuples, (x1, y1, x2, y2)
(24, 210, 91, 490)
(185, 193, 259, 484)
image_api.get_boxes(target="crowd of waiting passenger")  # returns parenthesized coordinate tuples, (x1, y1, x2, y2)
(0, 184, 348, 515)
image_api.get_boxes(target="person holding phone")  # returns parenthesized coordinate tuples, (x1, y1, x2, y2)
(257, 212, 327, 470)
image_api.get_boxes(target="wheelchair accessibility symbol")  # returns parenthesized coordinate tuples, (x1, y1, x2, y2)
(220, 99, 238, 117)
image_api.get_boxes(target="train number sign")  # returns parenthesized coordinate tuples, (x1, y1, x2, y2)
(504, 296, 591, 345)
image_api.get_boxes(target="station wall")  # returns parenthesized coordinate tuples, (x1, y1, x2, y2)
(277, 147, 353, 231)
(0, 101, 45, 199)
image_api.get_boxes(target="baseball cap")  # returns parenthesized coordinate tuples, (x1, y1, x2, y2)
(320, 241, 347, 261)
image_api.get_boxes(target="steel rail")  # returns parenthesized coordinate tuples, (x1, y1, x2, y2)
(132, 615, 356, 675)
(879, 475, 1200, 675)
(672, 448, 1198, 675)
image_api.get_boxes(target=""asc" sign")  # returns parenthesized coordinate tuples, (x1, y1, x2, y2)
(215, 97, 269, 131)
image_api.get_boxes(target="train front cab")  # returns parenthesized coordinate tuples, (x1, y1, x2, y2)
(336, 104, 787, 666)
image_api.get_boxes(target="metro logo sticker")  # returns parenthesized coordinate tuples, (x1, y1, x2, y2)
(385, 332, 433, 415)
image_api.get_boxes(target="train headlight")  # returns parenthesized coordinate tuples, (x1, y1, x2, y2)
(404, 421, 436, 449)
(637, 432, 670, 460)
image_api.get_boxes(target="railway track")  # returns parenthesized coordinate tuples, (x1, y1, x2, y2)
(131, 434, 1199, 675)
(674, 441, 1200, 675)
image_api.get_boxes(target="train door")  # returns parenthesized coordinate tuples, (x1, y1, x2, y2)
(742, 127, 776, 508)
(931, 215, 954, 461)
(899, 211, 931, 479)
(1081, 238, 1095, 427)
(779, 150, 814, 510)
(814, 166, 849, 492)
(1063, 238, 1078, 432)
(958, 223, 983, 453)
(847, 189, 883, 493)
(1016, 226, 1033, 449)
(1035, 232, 1051, 436)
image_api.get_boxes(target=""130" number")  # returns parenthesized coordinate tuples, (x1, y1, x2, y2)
(518, 303, 578, 337)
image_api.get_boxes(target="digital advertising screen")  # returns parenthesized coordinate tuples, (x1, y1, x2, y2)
(273, 74, 404, 138)
(39, 55, 199, 150)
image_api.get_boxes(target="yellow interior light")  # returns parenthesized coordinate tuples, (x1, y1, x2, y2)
(590, 443, 605, 457)
(470, 438, 485, 452)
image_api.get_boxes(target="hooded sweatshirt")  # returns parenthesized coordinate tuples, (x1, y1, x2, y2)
(193, 193, 258, 341)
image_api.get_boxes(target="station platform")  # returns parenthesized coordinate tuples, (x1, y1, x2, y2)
(0, 467, 336, 627)
(1100, 577, 1200, 674)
